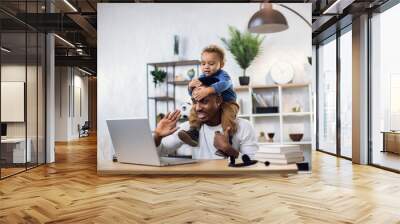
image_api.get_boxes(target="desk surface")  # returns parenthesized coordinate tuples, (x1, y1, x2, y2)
(381, 131, 400, 134)
(1, 138, 27, 143)
(98, 159, 298, 176)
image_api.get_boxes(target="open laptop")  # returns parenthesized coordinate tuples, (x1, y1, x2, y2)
(106, 118, 197, 166)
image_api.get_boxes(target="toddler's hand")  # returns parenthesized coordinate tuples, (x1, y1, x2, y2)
(189, 79, 202, 89)
(193, 86, 212, 101)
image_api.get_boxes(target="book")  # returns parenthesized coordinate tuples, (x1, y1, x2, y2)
(255, 151, 303, 159)
(256, 156, 304, 165)
(257, 145, 300, 154)
(252, 93, 267, 107)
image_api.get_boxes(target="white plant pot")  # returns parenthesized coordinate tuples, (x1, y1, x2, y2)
(154, 83, 167, 97)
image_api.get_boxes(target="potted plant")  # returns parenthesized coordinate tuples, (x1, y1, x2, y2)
(151, 67, 167, 96)
(221, 26, 264, 86)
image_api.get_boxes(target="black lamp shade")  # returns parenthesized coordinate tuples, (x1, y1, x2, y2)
(248, 6, 288, 33)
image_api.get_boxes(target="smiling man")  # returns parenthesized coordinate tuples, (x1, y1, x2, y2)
(153, 79, 258, 160)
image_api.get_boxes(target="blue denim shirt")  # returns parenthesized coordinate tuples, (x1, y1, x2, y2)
(190, 69, 236, 102)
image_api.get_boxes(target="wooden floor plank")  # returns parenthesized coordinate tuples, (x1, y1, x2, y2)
(0, 135, 399, 223)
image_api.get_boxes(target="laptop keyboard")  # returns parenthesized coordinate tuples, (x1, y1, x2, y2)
(160, 157, 196, 165)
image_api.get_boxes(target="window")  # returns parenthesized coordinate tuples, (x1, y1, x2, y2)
(317, 36, 337, 154)
(370, 3, 400, 171)
(0, 2, 47, 179)
(339, 28, 352, 158)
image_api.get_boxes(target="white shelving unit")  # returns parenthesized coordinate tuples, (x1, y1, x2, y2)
(235, 83, 314, 170)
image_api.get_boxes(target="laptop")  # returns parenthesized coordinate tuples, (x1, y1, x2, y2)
(106, 118, 197, 166)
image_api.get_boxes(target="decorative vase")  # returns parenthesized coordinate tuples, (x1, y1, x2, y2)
(187, 69, 195, 80)
(289, 133, 303, 142)
(267, 132, 275, 142)
(258, 132, 267, 142)
(239, 70, 250, 86)
(173, 35, 179, 57)
(291, 101, 302, 112)
(154, 82, 166, 97)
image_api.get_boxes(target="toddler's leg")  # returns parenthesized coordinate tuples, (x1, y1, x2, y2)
(221, 101, 240, 135)
(179, 106, 201, 147)
(188, 106, 201, 129)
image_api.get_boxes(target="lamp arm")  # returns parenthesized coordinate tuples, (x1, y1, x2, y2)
(276, 4, 312, 28)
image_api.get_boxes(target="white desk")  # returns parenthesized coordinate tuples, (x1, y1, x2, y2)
(1, 138, 31, 163)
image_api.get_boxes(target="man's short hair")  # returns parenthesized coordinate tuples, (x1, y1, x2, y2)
(198, 76, 219, 87)
(202, 45, 225, 64)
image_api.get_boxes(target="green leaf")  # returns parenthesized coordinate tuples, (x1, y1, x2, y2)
(220, 26, 264, 76)
(150, 67, 167, 86)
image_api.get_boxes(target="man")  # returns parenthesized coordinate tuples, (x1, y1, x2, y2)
(153, 82, 258, 160)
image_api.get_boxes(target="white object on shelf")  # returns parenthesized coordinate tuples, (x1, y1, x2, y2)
(270, 61, 294, 85)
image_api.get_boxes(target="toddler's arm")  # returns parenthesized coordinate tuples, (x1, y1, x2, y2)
(210, 72, 232, 94)
(188, 79, 202, 96)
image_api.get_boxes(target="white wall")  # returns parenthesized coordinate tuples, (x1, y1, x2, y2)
(98, 3, 312, 161)
(55, 67, 89, 141)
(1, 65, 41, 138)
(1, 64, 46, 163)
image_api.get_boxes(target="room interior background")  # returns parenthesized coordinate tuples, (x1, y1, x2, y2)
(54, 67, 90, 141)
(0, 31, 46, 178)
(97, 3, 312, 164)
(370, 5, 400, 166)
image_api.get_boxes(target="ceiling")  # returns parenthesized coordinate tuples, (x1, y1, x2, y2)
(0, 0, 391, 75)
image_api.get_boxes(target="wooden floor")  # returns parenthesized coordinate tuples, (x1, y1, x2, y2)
(1, 135, 400, 223)
(1, 167, 26, 178)
(372, 150, 400, 171)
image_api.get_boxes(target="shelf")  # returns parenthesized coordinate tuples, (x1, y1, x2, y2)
(237, 83, 310, 90)
(167, 80, 190, 86)
(282, 112, 312, 116)
(283, 141, 312, 145)
(281, 83, 310, 88)
(238, 112, 312, 117)
(148, 60, 200, 67)
(257, 142, 281, 145)
(234, 86, 249, 91)
(252, 84, 279, 90)
(257, 141, 312, 146)
(148, 96, 174, 101)
(252, 113, 280, 117)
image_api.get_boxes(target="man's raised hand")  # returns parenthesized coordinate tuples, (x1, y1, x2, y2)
(154, 110, 181, 137)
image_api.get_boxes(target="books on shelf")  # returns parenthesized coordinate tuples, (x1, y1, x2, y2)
(255, 144, 304, 165)
(252, 92, 267, 107)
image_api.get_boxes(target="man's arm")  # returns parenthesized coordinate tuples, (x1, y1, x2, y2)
(213, 120, 258, 159)
(235, 120, 258, 159)
(153, 110, 183, 154)
(220, 145, 239, 158)
(153, 132, 163, 147)
(213, 127, 239, 158)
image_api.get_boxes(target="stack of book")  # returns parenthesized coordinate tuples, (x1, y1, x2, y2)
(255, 145, 304, 165)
